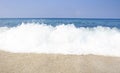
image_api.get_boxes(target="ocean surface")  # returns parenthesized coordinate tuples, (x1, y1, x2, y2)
(0, 18, 120, 56)
(0, 18, 120, 28)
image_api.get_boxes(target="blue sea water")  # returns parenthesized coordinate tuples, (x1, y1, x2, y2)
(0, 18, 120, 56)
(0, 18, 120, 28)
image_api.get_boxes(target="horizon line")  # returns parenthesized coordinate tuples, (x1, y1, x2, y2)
(0, 17, 120, 20)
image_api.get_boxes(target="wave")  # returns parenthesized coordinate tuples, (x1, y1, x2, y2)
(0, 23, 120, 56)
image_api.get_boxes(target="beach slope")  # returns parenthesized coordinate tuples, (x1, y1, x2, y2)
(0, 51, 120, 73)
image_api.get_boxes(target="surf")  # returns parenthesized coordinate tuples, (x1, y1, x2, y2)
(0, 23, 120, 56)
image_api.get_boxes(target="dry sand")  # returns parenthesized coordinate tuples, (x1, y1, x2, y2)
(0, 50, 120, 73)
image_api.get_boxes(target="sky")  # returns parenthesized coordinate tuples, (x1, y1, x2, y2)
(0, 0, 120, 18)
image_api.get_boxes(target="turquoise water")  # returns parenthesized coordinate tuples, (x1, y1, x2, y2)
(0, 18, 120, 28)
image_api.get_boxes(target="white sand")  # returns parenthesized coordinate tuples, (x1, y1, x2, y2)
(0, 50, 120, 73)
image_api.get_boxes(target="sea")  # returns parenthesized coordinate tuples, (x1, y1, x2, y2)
(0, 18, 120, 56)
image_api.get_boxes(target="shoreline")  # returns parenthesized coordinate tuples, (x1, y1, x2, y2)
(1, 50, 120, 57)
(0, 50, 120, 73)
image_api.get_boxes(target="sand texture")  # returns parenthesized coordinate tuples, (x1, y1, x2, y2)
(0, 51, 120, 73)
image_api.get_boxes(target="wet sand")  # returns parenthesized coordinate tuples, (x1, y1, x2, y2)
(0, 50, 120, 73)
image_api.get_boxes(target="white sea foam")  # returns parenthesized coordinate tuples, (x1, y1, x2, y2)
(0, 23, 120, 56)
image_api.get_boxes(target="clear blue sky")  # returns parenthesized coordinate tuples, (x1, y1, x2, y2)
(0, 0, 120, 18)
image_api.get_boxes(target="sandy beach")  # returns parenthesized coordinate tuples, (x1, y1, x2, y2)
(0, 50, 120, 73)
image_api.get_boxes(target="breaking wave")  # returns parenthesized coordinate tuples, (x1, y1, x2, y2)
(0, 23, 120, 56)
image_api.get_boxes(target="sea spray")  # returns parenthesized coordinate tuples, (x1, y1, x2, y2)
(0, 23, 120, 56)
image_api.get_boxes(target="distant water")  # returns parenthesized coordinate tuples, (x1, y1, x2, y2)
(0, 18, 120, 56)
(0, 18, 120, 28)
